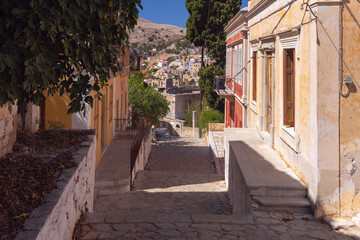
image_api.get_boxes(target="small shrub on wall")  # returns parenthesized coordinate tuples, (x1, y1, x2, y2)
(198, 108, 224, 130)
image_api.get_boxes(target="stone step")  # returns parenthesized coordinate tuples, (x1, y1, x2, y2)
(95, 184, 130, 198)
(249, 187, 307, 198)
(251, 196, 312, 214)
(84, 212, 253, 225)
(94, 177, 130, 188)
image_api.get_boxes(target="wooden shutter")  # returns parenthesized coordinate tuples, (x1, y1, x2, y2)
(283, 49, 295, 127)
(252, 51, 257, 101)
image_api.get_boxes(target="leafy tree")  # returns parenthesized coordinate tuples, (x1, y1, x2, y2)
(186, 0, 241, 112)
(198, 64, 224, 112)
(0, 0, 141, 114)
(128, 72, 169, 125)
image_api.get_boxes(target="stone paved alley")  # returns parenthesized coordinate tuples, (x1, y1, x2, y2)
(79, 129, 356, 240)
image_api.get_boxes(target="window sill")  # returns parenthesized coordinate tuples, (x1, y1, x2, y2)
(250, 100, 257, 114)
(280, 126, 298, 152)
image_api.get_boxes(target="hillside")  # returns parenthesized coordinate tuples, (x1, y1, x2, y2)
(129, 18, 186, 48)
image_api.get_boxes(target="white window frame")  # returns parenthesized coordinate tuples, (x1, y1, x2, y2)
(279, 34, 300, 152)
(238, 44, 243, 85)
(250, 43, 258, 114)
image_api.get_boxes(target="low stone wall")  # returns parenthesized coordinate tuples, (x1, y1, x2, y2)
(0, 104, 18, 157)
(209, 123, 225, 132)
(16, 134, 96, 240)
(131, 127, 152, 183)
(228, 142, 251, 216)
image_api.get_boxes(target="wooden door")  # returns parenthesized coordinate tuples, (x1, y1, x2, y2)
(266, 53, 272, 133)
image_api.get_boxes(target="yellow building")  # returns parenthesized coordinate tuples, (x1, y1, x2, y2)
(222, 0, 360, 219)
(43, 46, 131, 167)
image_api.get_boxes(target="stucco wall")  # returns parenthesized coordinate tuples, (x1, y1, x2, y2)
(247, 0, 343, 216)
(0, 104, 17, 157)
(45, 93, 72, 129)
(16, 134, 96, 240)
(165, 93, 201, 120)
(339, 0, 360, 217)
(131, 127, 152, 184)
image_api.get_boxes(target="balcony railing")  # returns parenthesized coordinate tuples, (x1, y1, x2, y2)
(215, 76, 235, 97)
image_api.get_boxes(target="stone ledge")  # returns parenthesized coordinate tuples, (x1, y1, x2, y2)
(15, 133, 96, 240)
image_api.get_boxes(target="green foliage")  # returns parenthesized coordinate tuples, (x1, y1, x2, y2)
(0, 0, 141, 114)
(167, 57, 175, 63)
(148, 35, 157, 42)
(165, 49, 180, 54)
(128, 72, 169, 125)
(47, 120, 65, 130)
(186, 0, 240, 113)
(189, 79, 196, 85)
(198, 64, 224, 112)
(185, 101, 201, 127)
(180, 81, 186, 86)
(198, 108, 224, 130)
(185, 100, 209, 127)
(186, 0, 241, 66)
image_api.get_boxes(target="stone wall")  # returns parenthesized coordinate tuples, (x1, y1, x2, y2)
(0, 104, 18, 157)
(15, 133, 96, 240)
(209, 123, 225, 132)
(24, 103, 40, 133)
(131, 127, 152, 184)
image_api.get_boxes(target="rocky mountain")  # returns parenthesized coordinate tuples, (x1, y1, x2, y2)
(129, 17, 186, 48)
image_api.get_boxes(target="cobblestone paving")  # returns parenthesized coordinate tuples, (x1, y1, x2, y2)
(79, 130, 357, 240)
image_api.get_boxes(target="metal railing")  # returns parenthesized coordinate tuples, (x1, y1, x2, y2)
(114, 118, 138, 138)
(216, 76, 234, 93)
(130, 120, 145, 190)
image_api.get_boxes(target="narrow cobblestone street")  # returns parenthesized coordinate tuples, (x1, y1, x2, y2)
(79, 129, 356, 240)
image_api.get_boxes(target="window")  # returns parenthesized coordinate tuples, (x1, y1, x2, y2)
(238, 45, 242, 84)
(234, 48, 237, 81)
(283, 49, 295, 127)
(252, 51, 257, 101)
(229, 49, 232, 78)
(226, 49, 230, 77)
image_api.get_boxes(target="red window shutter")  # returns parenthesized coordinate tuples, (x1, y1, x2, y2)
(283, 49, 295, 127)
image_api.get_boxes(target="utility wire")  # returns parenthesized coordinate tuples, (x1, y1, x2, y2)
(301, 0, 359, 89)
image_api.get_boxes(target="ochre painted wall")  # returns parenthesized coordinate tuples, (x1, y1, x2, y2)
(339, 0, 360, 217)
(44, 92, 72, 130)
(247, 0, 343, 216)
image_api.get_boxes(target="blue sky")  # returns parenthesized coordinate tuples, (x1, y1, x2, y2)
(138, 0, 248, 28)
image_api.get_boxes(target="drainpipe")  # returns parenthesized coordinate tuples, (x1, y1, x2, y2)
(338, 0, 343, 217)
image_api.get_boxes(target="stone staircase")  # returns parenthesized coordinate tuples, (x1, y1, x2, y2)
(250, 187, 311, 214)
(225, 128, 312, 215)
(80, 212, 252, 239)
(94, 177, 130, 198)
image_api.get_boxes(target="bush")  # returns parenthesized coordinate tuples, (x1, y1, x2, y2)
(198, 109, 224, 130)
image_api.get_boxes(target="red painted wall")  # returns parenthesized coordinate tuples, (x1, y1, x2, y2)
(234, 100, 243, 128)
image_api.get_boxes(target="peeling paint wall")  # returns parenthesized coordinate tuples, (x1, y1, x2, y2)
(340, 0, 360, 217)
(247, 0, 345, 217)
